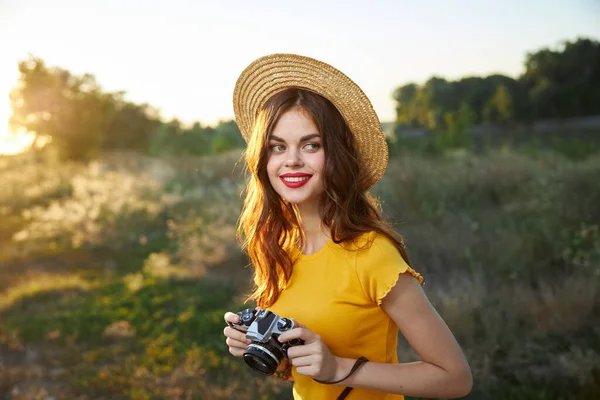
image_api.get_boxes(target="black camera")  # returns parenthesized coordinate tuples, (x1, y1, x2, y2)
(228, 308, 304, 375)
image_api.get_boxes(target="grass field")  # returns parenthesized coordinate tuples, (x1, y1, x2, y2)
(1, 144, 599, 399)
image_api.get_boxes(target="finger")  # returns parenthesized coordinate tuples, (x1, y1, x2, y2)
(223, 327, 251, 344)
(224, 312, 240, 324)
(226, 337, 250, 349)
(286, 342, 318, 359)
(223, 326, 252, 343)
(278, 327, 318, 344)
(228, 347, 245, 357)
(289, 355, 314, 367)
(295, 365, 318, 378)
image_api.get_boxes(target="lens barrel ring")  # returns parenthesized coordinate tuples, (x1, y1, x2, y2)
(243, 340, 285, 375)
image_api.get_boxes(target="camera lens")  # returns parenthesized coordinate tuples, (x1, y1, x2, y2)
(243, 340, 285, 375)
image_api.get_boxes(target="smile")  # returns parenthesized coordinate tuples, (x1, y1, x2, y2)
(280, 176, 311, 188)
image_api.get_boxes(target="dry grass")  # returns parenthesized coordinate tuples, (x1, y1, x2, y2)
(511, 275, 598, 334)
(0, 147, 599, 399)
(0, 273, 92, 312)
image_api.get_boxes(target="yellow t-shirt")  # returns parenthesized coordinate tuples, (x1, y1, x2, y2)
(269, 231, 424, 400)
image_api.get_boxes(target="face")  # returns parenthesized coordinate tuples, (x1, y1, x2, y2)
(266, 107, 325, 207)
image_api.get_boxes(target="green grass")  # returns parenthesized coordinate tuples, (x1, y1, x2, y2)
(1, 144, 599, 399)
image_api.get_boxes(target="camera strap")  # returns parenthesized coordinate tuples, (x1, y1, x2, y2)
(337, 386, 354, 400)
(313, 356, 369, 400)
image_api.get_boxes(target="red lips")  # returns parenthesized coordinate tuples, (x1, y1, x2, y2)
(280, 173, 312, 188)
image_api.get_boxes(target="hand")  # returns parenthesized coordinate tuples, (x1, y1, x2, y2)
(277, 322, 340, 382)
(223, 311, 252, 357)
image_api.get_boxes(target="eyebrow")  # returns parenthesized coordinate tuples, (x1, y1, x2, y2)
(269, 133, 321, 143)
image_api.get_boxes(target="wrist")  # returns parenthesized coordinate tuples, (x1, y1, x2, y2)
(314, 356, 369, 386)
(332, 357, 357, 386)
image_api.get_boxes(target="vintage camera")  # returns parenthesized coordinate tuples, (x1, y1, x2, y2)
(228, 308, 304, 375)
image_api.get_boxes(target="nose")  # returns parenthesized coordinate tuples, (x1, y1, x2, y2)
(284, 151, 304, 168)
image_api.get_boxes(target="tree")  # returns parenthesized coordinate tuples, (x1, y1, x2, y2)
(104, 98, 161, 150)
(522, 37, 600, 119)
(393, 83, 419, 127)
(391, 37, 600, 130)
(9, 56, 116, 161)
(483, 84, 514, 125)
(211, 120, 244, 153)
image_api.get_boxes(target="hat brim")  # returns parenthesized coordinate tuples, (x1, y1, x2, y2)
(233, 53, 388, 189)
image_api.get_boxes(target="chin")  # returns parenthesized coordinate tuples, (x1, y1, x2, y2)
(281, 195, 309, 205)
(273, 183, 324, 207)
(281, 191, 323, 208)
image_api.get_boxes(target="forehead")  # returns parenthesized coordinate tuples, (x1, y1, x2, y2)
(269, 107, 320, 140)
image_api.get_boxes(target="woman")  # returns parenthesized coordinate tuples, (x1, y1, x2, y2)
(223, 54, 472, 399)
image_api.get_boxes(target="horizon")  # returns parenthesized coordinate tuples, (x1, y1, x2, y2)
(1, 0, 599, 154)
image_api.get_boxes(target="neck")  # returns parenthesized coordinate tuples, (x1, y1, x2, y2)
(296, 199, 330, 254)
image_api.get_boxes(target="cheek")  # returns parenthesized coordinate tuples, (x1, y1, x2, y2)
(266, 156, 276, 176)
(310, 153, 325, 174)
(266, 156, 280, 185)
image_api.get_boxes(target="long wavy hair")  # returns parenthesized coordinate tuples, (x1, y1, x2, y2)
(237, 88, 411, 308)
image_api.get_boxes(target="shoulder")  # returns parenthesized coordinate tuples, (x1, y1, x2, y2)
(351, 230, 424, 283)
(347, 231, 423, 305)
(342, 231, 400, 259)
(334, 231, 406, 272)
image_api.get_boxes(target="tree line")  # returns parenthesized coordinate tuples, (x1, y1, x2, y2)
(392, 37, 600, 134)
(8, 58, 245, 160)
(8, 36, 600, 161)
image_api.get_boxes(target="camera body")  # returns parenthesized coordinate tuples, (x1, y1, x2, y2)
(228, 308, 304, 375)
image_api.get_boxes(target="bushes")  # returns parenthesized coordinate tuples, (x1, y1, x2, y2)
(1, 148, 599, 399)
(375, 150, 600, 281)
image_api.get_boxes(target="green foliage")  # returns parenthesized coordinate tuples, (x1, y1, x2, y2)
(548, 135, 599, 160)
(1, 149, 599, 399)
(9, 56, 246, 162)
(523, 38, 600, 119)
(104, 99, 161, 150)
(9, 57, 116, 161)
(388, 103, 475, 157)
(375, 150, 600, 282)
(147, 118, 244, 157)
(3, 276, 238, 346)
(483, 83, 514, 125)
(393, 74, 526, 131)
(211, 120, 246, 154)
(392, 37, 600, 132)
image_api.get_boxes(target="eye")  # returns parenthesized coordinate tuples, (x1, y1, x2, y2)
(304, 143, 321, 151)
(270, 144, 285, 152)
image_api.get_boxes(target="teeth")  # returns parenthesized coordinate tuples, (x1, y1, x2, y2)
(283, 176, 310, 182)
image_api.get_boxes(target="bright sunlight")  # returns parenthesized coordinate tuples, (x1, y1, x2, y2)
(0, 62, 34, 155)
(0, 107, 33, 155)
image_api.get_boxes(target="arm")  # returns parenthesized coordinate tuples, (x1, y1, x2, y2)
(333, 273, 473, 398)
(279, 273, 472, 398)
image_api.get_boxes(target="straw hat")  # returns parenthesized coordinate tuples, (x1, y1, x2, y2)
(233, 53, 388, 189)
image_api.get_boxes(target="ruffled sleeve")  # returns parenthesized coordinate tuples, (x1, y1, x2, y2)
(354, 232, 424, 306)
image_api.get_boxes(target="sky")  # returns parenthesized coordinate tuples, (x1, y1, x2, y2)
(1, 0, 599, 154)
